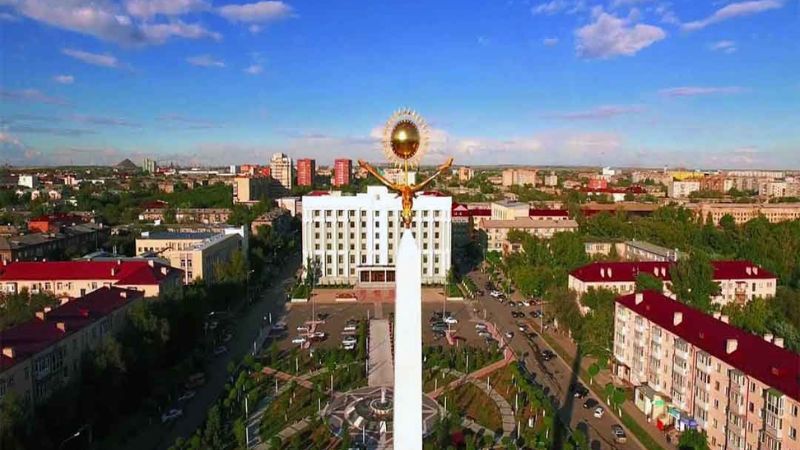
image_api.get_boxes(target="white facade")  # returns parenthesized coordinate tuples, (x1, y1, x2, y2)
(18, 175, 37, 189)
(270, 152, 293, 191)
(668, 180, 701, 198)
(301, 186, 452, 285)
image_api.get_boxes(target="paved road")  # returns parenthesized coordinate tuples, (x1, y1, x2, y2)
(118, 255, 301, 450)
(469, 270, 642, 450)
(368, 319, 394, 387)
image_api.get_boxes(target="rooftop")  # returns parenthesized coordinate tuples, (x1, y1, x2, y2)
(0, 260, 180, 285)
(480, 217, 579, 229)
(617, 291, 800, 403)
(570, 260, 775, 283)
(141, 231, 216, 240)
(529, 209, 569, 217)
(0, 287, 144, 371)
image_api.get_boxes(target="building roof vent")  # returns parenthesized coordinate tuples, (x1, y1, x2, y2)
(2, 347, 15, 359)
(726, 338, 738, 354)
(746, 266, 752, 276)
(673, 312, 683, 326)
(765, 333, 774, 343)
(635, 293, 644, 305)
(721, 315, 729, 324)
(774, 337, 785, 348)
(600, 268, 606, 278)
(56, 322, 67, 333)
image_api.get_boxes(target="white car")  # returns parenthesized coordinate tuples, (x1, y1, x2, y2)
(489, 291, 502, 298)
(178, 390, 196, 402)
(343, 343, 355, 350)
(522, 300, 531, 307)
(291, 336, 307, 345)
(343, 325, 357, 332)
(443, 316, 458, 324)
(594, 407, 605, 419)
(297, 325, 310, 332)
(342, 336, 357, 345)
(161, 408, 183, 423)
(213, 345, 228, 356)
(475, 323, 487, 330)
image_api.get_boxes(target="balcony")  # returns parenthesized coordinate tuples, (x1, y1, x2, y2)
(675, 347, 690, 360)
(674, 364, 689, 377)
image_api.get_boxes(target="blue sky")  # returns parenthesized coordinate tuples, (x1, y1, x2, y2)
(1, 0, 798, 168)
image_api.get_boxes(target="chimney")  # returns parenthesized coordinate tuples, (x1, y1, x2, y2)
(44, 306, 52, 313)
(56, 322, 67, 332)
(753, 267, 758, 275)
(111, 267, 118, 276)
(2, 347, 15, 359)
(148, 260, 155, 267)
(117, 259, 122, 265)
(161, 267, 168, 275)
(600, 268, 606, 278)
(35, 311, 45, 320)
(774, 337, 785, 348)
(635, 293, 644, 305)
(608, 268, 613, 277)
(721, 315, 729, 324)
(726, 338, 738, 354)
(120, 290, 127, 299)
(713, 311, 721, 319)
(673, 312, 683, 326)
(746, 266, 752, 276)
(764, 333, 774, 343)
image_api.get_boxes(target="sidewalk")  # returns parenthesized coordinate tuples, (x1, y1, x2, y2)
(542, 328, 677, 450)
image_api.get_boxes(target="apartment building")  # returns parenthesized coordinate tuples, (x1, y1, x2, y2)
(0, 223, 108, 263)
(668, 180, 701, 198)
(232, 176, 272, 204)
(613, 291, 800, 450)
(478, 217, 579, 253)
(135, 231, 242, 284)
(502, 168, 538, 187)
(624, 240, 681, 262)
(333, 159, 352, 186)
(296, 158, 316, 187)
(491, 201, 530, 220)
(686, 203, 800, 225)
(0, 287, 144, 408)
(529, 209, 570, 221)
(457, 166, 474, 182)
(543, 171, 558, 187)
(568, 260, 777, 306)
(0, 260, 181, 298)
(301, 186, 451, 286)
(270, 153, 293, 191)
(760, 181, 800, 199)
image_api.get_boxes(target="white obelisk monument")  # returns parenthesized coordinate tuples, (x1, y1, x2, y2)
(393, 228, 423, 450)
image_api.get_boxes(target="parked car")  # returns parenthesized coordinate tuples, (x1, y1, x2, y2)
(297, 325, 310, 332)
(343, 325, 357, 332)
(521, 300, 531, 307)
(477, 331, 491, 338)
(475, 323, 488, 330)
(342, 336, 357, 345)
(583, 398, 598, 409)
(572, 385, 589, 398)
(443, 316, 458, 324)
(161, 408, 183, 423)
(343, 343, 355, 350)
(291, 336, 307, 345)
(612, 425, 627, 443)
(213, 345, 228, 356)
(505, 331, 514, 339)
(221, 332, 233, 343)
(178, 390, 196, 402)
(594, 406, 605, 419)
(541, 350, 555, 361)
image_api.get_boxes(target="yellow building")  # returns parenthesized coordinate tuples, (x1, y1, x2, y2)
(232, 176, 272, 205)
(135, 231, 243, 284)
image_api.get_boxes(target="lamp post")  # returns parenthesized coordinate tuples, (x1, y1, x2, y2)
(58, 424, 90, 450)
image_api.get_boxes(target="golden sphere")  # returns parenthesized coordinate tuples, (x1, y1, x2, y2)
(390, 120, 420, 160)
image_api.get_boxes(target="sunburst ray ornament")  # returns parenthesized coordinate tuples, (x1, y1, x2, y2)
(381, 108, 430, 168)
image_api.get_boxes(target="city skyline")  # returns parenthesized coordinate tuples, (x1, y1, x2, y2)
(1, 0, 799, 168)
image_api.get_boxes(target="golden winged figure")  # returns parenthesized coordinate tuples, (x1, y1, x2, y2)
(357, 157, 453, 228)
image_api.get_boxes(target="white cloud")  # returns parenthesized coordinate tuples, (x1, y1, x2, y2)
(248, 24, 262, 34)
(531, 0, 586, 15)
(0, 12, 19, 21)
(575, 12, 666, 59)
(72, 114, 140, 128)
(244, 64, 263, 75)
(53, 74, 75, 84)
(62, 48, 121, 68)
(217, 1, 292, 23)
(140, 21, 221, 44)
(186, 54, 225, 68)
(709, 40, 737, 54)
(683, 0, 783, 31)
(124, 0, 209, 19)
(0, 88, 68, 105)
(545, 105, 645, 120)
(611, 0, 654, 7)
(659, 86, 745, 97)
(543, 37, 559, 46)
(7, 0, 220, 46)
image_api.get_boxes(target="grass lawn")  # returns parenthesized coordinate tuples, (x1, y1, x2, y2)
(422, 369, 458, 393)
(258, 385, 316, 441)
(444, 383, 502, 432)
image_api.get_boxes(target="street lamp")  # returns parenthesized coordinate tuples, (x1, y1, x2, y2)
(58, 424, 90, 450)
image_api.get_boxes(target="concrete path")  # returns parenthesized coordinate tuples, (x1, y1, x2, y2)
(368, 319, 394, 387)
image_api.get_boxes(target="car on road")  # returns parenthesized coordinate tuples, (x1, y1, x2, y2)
(541, 349, 555, 361)
(477, 331, 491, 338)
(213, 345, 228, 356)
(583, 398, 598, 409)
(178, 390, 196, 402)
(343, 325, 357, 332)
(594, 406, 605, 419)
(443, 316, 458, 324)
(475, 323, 487, 330)
(521, 300, 531, 307)
(161, 408, 183, 423)
(571, 384, 589, 398)
(612, 425, 627, 443)
(524, 331, 538, 339)
(504, 331, 514, 339)
(343, 343, 355, 350)
(511, 311, 524, 318)
(489, 290, 503, 299)
(291, 336, 307, 345)
(342, 336, 357, 345)
(297, 325, 310, 332)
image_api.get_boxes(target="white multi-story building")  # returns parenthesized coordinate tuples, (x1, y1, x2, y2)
(302, 186, 452, 286)
(270, 152, 293, 191)
(17, 175, 37, 189)
(668, 180, 701, 198)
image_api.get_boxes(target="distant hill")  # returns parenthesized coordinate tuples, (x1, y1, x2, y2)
(116, 159, 138, 170)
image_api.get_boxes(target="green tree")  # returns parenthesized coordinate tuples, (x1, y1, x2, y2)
(678, 429, 709, 450)
(0, 394, 27, 450)
(214, 250, 248, 284)
(202, 404, 225, 450)
(635, 273, 664, 293)
(670, 251, 720, 312)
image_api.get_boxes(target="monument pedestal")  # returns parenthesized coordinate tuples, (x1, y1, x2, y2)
(393, 229, 423, 450)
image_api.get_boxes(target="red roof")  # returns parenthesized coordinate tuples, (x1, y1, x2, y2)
(420, 191, 446, 196)
(570, 260, 775, 283)
(617, 291, 800, 403)
(28, 213, 85, 223)
(306, 191, 330, 196)
(529, 209, 569, 218)
(0, 260, 181, 285)
(141, 199, 169, 209)
(0, 287, 144, 370)
(469, 208, 491, 217)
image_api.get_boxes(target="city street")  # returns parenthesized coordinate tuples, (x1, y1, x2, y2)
(118, 255, 301, 450)
(468, 270, 650, 450)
